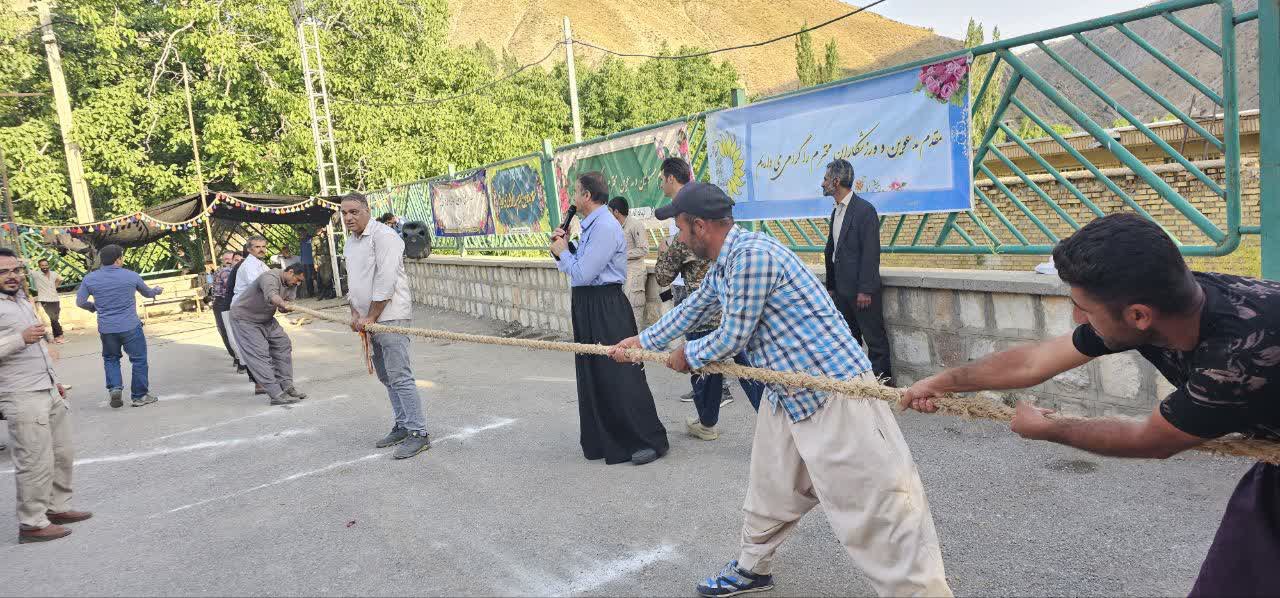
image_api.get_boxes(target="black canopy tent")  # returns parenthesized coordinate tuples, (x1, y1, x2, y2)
(57, 192, 337, 249)
(41, 191, 345, 297)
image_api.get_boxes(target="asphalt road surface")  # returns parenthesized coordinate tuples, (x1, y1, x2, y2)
(0, 302, 1249, 596)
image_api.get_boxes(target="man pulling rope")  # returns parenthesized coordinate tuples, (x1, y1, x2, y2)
(901, 213, 1280, 596)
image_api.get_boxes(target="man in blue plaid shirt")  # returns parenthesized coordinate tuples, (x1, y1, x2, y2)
(611, 182, 950, 597)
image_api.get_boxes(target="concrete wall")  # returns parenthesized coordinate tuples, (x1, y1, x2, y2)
(406, 256, 1166, 416)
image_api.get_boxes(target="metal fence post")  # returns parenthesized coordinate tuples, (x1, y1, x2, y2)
(1261, 0, 1280, 278)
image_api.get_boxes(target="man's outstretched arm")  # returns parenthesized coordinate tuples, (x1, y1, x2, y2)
(901, 334, 1091, 411)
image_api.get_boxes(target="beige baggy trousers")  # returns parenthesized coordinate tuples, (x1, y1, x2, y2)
(737, 377, 952, 597)
(0, 388, 74, 529)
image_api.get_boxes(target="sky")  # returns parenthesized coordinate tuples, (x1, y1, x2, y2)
(856, 0, 1154, 41)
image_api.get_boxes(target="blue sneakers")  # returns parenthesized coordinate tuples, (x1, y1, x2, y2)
(696, 560, 775, 597)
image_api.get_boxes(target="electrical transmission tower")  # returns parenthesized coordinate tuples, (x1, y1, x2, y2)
(293, 0, 343, 297)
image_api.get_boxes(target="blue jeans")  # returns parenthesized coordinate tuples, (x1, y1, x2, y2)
(370, 320, 427, 434)
(687, 330, 764, 427)
(100, 325, 149, 399)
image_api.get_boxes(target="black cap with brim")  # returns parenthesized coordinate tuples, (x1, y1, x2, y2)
(654, 182, 735, 221)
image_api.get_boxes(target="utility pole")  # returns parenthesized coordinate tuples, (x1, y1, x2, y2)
(180, 62, 218, 264)
(0, 145, 17, 253)
(36, 1, 93, 223)
(563, 17, 582, 143)
(294, 0, 344, 297)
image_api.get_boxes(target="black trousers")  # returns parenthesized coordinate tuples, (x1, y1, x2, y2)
(301, 266, 316, 299)
(833, 291, 893, 385)
(39, 301, 63, 338)
(570, 284, 669, 464)
(1189, 462, 1280, 597)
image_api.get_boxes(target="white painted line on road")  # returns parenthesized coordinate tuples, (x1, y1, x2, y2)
(436, 418, 517, 442)
(0, 429, 314, 474)
(146, 395, 349, 442)
(523, 376, 576, 384)
(551, 544, 678, 597)
(151, 418, 518, 518)
(153, 453, 383, 517)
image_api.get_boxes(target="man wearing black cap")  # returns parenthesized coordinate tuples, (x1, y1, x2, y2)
(611, 182, 949, 597)
(550, 171, 668, 466)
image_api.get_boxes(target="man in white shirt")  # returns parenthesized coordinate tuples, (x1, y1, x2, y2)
(232, 236, 270, 299)
(31, 259, 64, 343)
(341, 193, 428, 460)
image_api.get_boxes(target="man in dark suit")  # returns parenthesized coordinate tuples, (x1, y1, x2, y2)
(822, 158, 893, 386)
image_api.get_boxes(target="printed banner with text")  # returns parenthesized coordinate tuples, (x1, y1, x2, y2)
(706, 56, 973, 220)
(553, 122, 691, 224)
(487, 156, 552, 235)
(429, 171, 493, 237)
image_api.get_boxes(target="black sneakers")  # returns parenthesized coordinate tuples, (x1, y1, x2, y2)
(393, 431, 431, 460)
(375, 426, 408, 448)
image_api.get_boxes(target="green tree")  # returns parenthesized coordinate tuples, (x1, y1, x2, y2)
(0, 0, 738, 235)
(794, 23, 819, 87)
(967, 20, 1008, 147)
(1111, 117, 1132, 128)
(1017, 116, 1046, 140)
(818, 39, 840, 84)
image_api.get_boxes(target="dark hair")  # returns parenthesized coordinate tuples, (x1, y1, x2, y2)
(1053, 213, 1198, 314)
(0, 247, 16, 258)
(660, 157, 692, 184)
(377, 212, 395, 223)
(608, 196, 630, 216)
(220, 250, 235, 258)
(37, 258, 49, 265)
(284, 263, 308, 275)
(340, 191, 369, 206)
(99, 244, 125, 266)
(826, 159, 854, 188)
(577, 171, 608, 204)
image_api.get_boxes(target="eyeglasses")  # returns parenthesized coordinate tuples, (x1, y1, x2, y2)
(0, 267, 24, 277)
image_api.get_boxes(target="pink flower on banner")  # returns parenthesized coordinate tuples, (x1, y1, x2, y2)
(889, 181, 906, 191)
(940, 81, 958, 101)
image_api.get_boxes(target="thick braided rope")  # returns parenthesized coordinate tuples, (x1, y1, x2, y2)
(288, 304, 1280, 465)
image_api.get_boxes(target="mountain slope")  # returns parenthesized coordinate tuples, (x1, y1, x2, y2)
(1015, 0, 1259, 125)
(445, 0, 962, 95)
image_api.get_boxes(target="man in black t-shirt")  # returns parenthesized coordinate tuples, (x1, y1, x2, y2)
(901, 213, 1278, 596)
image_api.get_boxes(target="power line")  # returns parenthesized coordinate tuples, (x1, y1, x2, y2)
(329, 41, 565, 107)
(571, 0, 889, 59)
(331, 0, 890, 108)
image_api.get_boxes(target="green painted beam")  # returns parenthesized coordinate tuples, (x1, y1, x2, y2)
(1114, 23, 1224, 106)
(1260, 0, 1280, 278)
(1162, 11, 1222, 55)
(998, 122, 1105, 217)
(1035, 41, 1226, 197)
(1002, 51, 1226, 243)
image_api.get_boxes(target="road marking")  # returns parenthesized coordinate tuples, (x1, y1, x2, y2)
(147, 395, 349, 442)
(551, 544, 678, 597)
(151, 418, 518, 517)
(523, 376, 576, 384)
(436, 418, 517, 442)
(0, 429, 314, 474)
(153, 453, 384, 517)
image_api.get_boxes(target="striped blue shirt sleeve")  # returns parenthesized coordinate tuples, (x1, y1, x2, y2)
(683, 248, 777, 369)
(640, 281, 720, 350)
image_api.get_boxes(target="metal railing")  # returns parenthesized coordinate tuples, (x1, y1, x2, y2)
(360, 0, 1270, 262)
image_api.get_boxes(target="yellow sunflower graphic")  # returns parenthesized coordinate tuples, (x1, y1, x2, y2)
(714, 133, 747, 198)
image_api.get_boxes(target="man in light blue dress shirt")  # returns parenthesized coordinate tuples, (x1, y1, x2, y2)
(550, 171, 668, 466)
(76, 244, 163, 408)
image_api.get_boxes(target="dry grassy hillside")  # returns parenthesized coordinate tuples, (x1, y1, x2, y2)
(446, 0, 962, 95)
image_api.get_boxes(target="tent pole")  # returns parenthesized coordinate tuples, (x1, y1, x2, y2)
(181, 62, 218, 264)
(326, 221, 341, 299)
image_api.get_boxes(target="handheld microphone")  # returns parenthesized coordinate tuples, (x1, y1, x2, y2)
(551, 205, 578, 260)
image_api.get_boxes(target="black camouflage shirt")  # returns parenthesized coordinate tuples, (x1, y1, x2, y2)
(1073, 272, 1280, 440)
